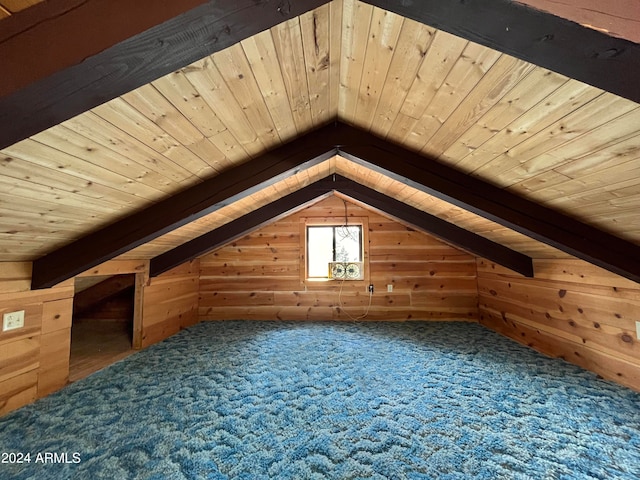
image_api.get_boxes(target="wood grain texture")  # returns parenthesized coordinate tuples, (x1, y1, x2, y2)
(0, 0, 327, 148)
(199, 195, 479, 321)
(0, 370, 37, 417)
(0, 2, 637, 295)
(37, 328, 71, 397)
(477, 258, 640, 391)
(362, 0, 640, 103)
(141, 260, 200, 348)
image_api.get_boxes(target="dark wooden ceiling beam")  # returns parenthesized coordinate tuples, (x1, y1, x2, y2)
(332, 177, 534, 277)
(0, 0, 326, 149)
(362, 0, 640, 104)
(2, 1, 638, 151)
(30, 125, 339, 289)
(31, 122, 640, 287)
(336, 125, 640, 283)
(151, 175, 534, 278)
(150, 180, 336, 277)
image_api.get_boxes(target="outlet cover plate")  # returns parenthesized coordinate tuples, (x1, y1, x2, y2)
(3, 310, 25, 331)
(387, 284, 393, 292)
(636, 321, 640, 340)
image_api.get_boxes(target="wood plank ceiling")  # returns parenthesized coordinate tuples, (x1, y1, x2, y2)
(1, 0, 639, 267)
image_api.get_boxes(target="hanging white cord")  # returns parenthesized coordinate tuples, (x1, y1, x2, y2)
(337, 277, 372, 321)
(334, 198, 371, 320)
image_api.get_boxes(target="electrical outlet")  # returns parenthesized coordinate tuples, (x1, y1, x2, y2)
(368, 284, 374, 293)
(387, 284, 393, 292)
(3, 310, 25, 332)
(636, 321, 640, 340)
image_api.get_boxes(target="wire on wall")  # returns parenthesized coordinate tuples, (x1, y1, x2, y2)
(335, 198, 371, 321)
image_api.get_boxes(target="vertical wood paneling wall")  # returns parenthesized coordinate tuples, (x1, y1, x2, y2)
(199, 196, 479, 321)
(141, 260, 200, 348)
(478, 258, 640, 391)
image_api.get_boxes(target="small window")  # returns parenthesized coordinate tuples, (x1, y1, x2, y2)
(306, 225, 363, 279)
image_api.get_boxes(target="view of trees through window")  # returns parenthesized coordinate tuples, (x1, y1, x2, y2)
(307, 225, 362, 278)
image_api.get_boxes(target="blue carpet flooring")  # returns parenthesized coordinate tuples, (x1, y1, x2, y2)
(1, 321, 640, 479)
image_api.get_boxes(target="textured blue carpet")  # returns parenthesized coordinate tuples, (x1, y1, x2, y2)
(1, 321, 640, 479)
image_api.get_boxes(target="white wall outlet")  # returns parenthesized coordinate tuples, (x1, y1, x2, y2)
(636, 321, 640, 340)
(387, 284, 393, 292)
(3, 310, 25, 332)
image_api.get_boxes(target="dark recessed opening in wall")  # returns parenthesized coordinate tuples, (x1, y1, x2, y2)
(69, 274, 136, 383)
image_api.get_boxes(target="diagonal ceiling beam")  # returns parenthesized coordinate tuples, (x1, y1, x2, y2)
(30, 124, 340, 290)
(336, 125, 640, 283)
(362, 0, 640, 104)
(0, 0, 326, 149)
(150, 175, 534, 277)
(2, 1, 638, 151)
(150, 179, 336, 277)
(31, 122, 640, 288)
(330, 177, 534, 278)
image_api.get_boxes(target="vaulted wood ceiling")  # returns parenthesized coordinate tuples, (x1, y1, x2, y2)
(1, 0, 639, 283)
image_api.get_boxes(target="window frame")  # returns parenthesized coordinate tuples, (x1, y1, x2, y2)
(300, 216, 369, 287)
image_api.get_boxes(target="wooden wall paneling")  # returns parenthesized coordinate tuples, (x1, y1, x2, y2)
(371, 18, 436, 136)
(271, 18, 315, 132)
(0, 303, 42, 345)
(0, 370, 37, 417)
(41, 298, 73, 335)
(37, 327, 71, 397)
(339, 0, 374, 124)
(482, 308, 640, 390)
(531, 259, 640, 290)
(477, 258, 640, 391)
(0, 262, 31, 293)
(199, 195, 479, 322)
(141, 260, 199, 348)
(352, 7, 403, 129)
(132, 272, 147, 350)
(0, 336, 40, 384)
(241, 30, 299, 140)
(150, 182, 333, 276)
(300, 4, 332, 127)
(0, 269, 72, 415)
